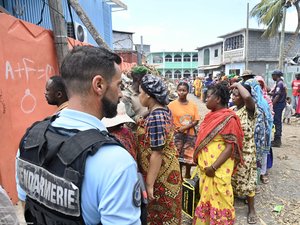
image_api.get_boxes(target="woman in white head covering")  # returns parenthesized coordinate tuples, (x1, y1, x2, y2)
(102, 101, 137, 160)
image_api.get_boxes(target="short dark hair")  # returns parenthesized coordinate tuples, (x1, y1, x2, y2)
(272, 70, 283, 76)
(61, 46, 121, 95)
(49, 75, 67, 96)
(177, 82, 189, 92)
(208, 83, 230, 106)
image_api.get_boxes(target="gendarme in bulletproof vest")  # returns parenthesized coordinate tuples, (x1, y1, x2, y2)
(17, 116, 122, 225)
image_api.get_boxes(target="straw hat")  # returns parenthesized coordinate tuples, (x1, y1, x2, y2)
(101, 102, 135, 128)
(241, 70, 255, 77)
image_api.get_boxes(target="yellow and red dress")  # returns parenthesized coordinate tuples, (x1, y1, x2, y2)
(193, 108, 244, 225)
(137, 108, 182, 225)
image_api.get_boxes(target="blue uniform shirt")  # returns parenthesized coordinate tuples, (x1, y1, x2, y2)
(273, 79, 287, 103)
(17, 109, 141, 225)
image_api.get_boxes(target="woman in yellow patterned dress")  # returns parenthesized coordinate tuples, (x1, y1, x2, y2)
(193, 83, 244, 225)
(230, 82, 257, 224)
(137, 74, 182, 225)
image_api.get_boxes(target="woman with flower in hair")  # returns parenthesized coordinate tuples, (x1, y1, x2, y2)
(137, 74, 182, 225)
(193, 83, 243, 225)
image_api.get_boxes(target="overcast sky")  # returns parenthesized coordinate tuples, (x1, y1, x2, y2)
(112, 0, 298, 52)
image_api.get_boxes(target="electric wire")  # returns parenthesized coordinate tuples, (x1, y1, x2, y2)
(38, 0, 65, 19)
(36, 0, 46, 25)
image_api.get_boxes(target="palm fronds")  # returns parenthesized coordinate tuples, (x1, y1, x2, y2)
(250, 0, 285, 37)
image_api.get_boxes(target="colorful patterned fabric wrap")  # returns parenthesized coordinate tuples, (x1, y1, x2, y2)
(193, 108, 244, 169)
(137, 108, 182, 224)
(110, 126, 137, 161)
(243, 79, 273, 166)
(231, 105, 257, 197)
(174, 132, 197, 164)
(193, 135, 235, 225)
(141, 74, 169, 105)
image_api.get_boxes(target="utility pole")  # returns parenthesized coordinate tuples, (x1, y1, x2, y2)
(279, 7, 287, 71)
(68, 0, 110, 49)
(245, 2, 249, 70)
(140, 35, 144, 62)
(48, 0, 69, 71)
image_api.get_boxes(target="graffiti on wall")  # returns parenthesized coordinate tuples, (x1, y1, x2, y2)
(4, 58, 56, 114)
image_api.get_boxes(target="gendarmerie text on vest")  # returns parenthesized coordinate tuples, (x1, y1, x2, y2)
(17, 158, 80, 215)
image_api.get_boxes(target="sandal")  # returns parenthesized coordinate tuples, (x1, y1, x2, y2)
(260, 175, 269, 184)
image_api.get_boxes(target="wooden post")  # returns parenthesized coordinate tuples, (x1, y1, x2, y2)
(48, 0, 69, 71)
(68, 0, 110, 49)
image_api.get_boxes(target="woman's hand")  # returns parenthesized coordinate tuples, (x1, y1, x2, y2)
(146, 151, 162, 201)
(229, 82, 239, 89)
(204, 166, 215, 177)
(146, 184, 155, 201)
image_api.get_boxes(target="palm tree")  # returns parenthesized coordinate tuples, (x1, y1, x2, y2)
(251, 0, 300, 65)
(251, 0, 283, 37)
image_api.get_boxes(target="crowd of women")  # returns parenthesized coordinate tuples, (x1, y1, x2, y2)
(104, 66, 280, 224)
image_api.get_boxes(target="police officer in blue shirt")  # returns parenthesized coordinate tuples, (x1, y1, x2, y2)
(270, 70, 287, 147)
(16, 46, 141, 225)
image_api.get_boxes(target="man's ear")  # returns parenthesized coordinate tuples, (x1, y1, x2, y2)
(56, 91, 62, 98)
(92, 75, 106, 95)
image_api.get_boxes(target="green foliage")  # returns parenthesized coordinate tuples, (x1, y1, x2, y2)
(250, 0, 285, 37)
(131, 66, 149, 76)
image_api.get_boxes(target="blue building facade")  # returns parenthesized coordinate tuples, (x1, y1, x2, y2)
(0, 0, 118, 47)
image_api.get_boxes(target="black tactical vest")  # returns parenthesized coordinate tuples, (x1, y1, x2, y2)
(17, 116, 122, 225)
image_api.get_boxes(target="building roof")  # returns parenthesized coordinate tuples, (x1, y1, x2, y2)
(105, 0, 127, 11)
(135, 44, 151, 47)
(218, 28, 298, 38)
(113, 30, 134, 34)
(198, 64, 223, 70)
(149, 51, 198, 54)
(196, 41, 223, 50)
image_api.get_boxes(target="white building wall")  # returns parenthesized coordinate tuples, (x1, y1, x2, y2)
(198, 44, 223, 66)
(113, 32, 133, 50)
(225, 62, 245, 75)
(209, 45, 222, 65)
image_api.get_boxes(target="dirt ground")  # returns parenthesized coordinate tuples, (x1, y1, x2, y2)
(182, 94, 300, 225)
(15, 94, 300, 225)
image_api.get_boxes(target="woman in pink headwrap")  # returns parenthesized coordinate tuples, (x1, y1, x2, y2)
(255, 76, 273, 114)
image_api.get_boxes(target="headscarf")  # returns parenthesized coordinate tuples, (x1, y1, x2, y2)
(243, 78, 273, 164)
(193, 108, 244, 171)
(141, 74, 169, 105)
(255, 75, 273, 112)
